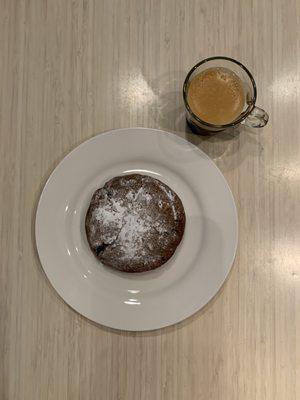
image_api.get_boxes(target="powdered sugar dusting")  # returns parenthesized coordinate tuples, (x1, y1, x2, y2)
(90, 187, 162, 262)
(86, 174, 185, 271)
(159, 184, 177, 219)
(118, 213, 151, 259)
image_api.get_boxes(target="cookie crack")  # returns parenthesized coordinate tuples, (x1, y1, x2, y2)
(96, 224, 125, 255)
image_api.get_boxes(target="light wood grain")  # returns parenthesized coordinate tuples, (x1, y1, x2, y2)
(1, 0, 299, 399)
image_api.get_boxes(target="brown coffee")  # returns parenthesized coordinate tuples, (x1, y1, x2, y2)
(187, 67, 245, 125)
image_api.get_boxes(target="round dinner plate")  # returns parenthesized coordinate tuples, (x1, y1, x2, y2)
(35, 128, 238, 331)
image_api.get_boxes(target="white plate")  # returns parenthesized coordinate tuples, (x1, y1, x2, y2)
(35, 128, 238, 331)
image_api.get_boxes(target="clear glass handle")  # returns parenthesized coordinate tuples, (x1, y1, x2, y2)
(243, 106, 269, 128)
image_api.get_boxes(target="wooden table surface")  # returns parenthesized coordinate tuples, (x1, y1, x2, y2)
(1, 1, 299, 399)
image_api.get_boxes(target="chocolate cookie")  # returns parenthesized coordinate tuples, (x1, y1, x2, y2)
(85, 174, 185, 272)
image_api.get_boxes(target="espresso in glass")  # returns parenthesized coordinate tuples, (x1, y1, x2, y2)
(183, 57, 269, 133)
(187, 67, 245, 126)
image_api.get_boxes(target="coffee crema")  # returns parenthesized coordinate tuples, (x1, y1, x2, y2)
(187, 67, 245, 125)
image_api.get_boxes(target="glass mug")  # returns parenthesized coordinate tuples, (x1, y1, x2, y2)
(183, 56, 269, 133)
